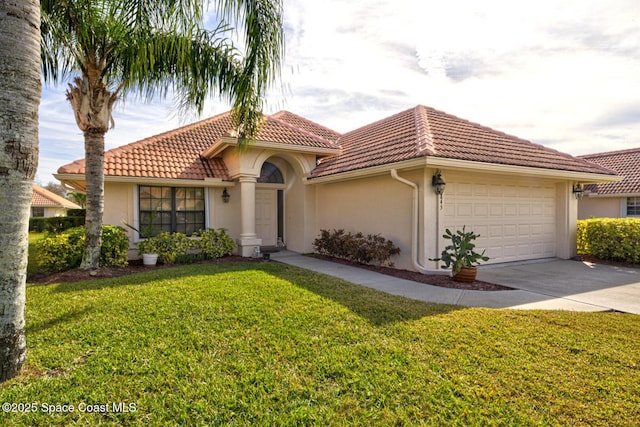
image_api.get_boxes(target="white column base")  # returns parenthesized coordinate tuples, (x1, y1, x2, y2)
(236, 237, 263, 257)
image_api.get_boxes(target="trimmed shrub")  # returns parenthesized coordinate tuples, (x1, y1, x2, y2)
(29, 216, 84, 233)
(195, 228, 236, 259)
(100, 225, 129, 268)
(577, 218, 640, 263)
(67, 208, 86, 218)
(35, 225, 129, 272)
(313, 229, 400, 266)
(144, 231, 193, 265)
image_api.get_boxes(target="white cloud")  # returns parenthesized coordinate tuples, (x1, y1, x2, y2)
(37, 0, 640, 183)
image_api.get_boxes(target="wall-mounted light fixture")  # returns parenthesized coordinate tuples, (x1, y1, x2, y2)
(222, 188, 230, 203)
(432, 171, 446, 208)
(572, 184, 584, 200)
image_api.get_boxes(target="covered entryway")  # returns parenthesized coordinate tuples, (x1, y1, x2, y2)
(255, 161, 285, 247)
(256, 189, 277, 246)
(442, 175, 557, 263)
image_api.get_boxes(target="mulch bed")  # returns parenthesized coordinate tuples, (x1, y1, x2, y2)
(30, 254, 638, 291)
(310, 254, 514, 291)
(27, 256, 257, 285)
(28, 254, 511, 291)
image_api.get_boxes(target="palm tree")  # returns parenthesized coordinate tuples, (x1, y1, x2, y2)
(41, 0, 284, 269)
(0, 0, 41, 381)
(69, 191, 87, 209)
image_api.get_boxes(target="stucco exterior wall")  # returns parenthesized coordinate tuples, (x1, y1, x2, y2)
(578, 196, 623, 219)
(313, 171, 424, 271)
(210, 185, 241, 237)
(42, 207, 66, 217)
(103, 182, 136, 255)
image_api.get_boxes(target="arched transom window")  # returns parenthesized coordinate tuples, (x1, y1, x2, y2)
(258, 161, 284, 184)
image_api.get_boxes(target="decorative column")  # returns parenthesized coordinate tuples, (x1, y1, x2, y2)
(237, 176, 262, 257)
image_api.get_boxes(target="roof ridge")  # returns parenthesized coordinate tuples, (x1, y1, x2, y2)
(414, 106, 435, 154)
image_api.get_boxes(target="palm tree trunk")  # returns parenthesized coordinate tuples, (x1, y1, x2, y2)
(66, 74, 116, 271)
(80, 130, 105, 270)
(0, 0, 41, 382)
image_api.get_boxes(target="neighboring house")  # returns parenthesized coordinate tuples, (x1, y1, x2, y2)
(31, 184, 81, 217)
(55, 105, 619, 271)
(578, 148, 640, 219)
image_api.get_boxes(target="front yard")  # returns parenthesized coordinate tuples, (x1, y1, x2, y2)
(2, 262, 639, 425)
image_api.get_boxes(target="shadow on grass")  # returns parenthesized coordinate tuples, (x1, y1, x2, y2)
(268, 263, 461, 325)
(27, 306, 94, 334)
(46, 261, 460, 325)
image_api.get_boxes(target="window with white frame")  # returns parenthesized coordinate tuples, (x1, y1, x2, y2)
(139, 186, 205, 236)
(627, 197, 640, 216)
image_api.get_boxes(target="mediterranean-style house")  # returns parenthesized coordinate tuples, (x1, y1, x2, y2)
(31, 184, 81, 217)
(578, 148, 640, 219)
(55, 105, 620, 271)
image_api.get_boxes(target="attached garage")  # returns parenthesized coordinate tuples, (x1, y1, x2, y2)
(441, 174, 557, 264)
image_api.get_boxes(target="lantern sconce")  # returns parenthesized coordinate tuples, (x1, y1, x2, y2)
(432, 171, 446, 208)
(572, 184, 584, 200)
(222, 188, 230, 203)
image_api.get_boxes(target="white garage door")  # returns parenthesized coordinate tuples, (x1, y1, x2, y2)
(441, 177, 557, 264)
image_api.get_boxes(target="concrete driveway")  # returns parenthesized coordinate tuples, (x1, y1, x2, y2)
(477, 259, 640, 314)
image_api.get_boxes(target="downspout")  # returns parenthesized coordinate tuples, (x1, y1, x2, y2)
(390, 169, 446, 275)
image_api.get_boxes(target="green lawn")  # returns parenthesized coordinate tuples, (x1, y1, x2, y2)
(1, 262, 638, 426)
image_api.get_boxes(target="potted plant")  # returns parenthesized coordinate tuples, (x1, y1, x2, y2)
(123, 210, 159, 266)
(136, 237, 159, 266)
(430, 226, 490, 282)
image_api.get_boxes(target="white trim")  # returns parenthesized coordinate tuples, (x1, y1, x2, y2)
(204, 188, 211, 229)
(54, 173, 232, 188)
(424, 157, 622, 182)
(202, 136, 340, 158)
(132, 186, 140, 242)
(306, 157, 622, 185)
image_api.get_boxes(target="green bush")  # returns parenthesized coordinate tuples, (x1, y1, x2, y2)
(67, 209, 86, 218)
(136, 229, 235, 265)
(29, 216, 84, 233)
(35, 225, 129, 272)
(141, 232, 193, 265)
(195, 228, 236, 259)
(577, 218, 640, 263)
(313, 229, 400, 266)
(100, 225, 129, 268)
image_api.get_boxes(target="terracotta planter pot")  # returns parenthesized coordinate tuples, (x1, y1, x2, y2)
(453, 266, 477, 283)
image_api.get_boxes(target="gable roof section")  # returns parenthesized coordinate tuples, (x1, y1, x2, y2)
(58, 111, 339, 181)
(311, 105, 616, 178)
(270, 111, 341, 144)
(247, 114, 339, 149)
(32, 185, 80, 209)
(579, 147, 640, 195)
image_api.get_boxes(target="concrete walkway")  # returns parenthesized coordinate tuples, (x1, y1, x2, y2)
(270, 251, 640, 313)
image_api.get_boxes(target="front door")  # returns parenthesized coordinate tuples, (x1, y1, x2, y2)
(255, 189, 277, 246)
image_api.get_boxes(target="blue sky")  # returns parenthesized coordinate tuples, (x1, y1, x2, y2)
(37, 0, 640, 183)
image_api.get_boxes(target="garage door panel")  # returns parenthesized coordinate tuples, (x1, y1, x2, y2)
(443, 178, 557, 263)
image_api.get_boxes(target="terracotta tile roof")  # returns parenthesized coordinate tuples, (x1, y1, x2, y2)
(57, 111, 338, 181)
(58, 111, 235, 180)
(32, 185, 80, 209)
(270, 111, 341, 144)
(579, 148, 640, 195)
(311, 105, 616, 178)
(254, 114, 339, 149)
